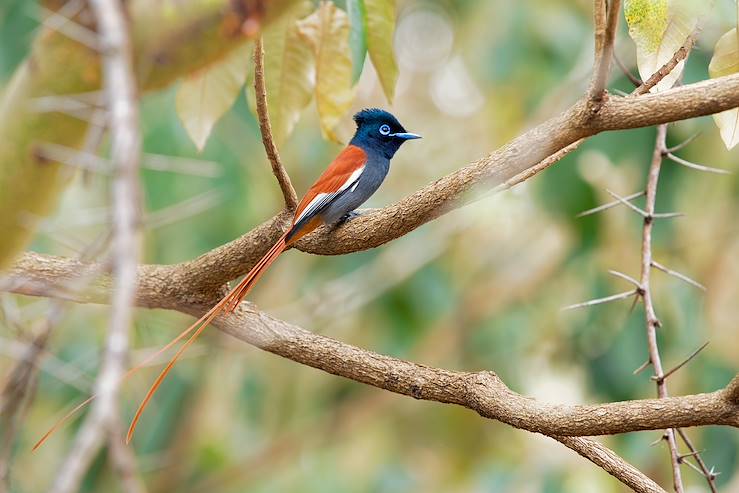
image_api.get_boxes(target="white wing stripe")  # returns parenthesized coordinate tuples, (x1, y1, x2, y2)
(295, 193, 329, 224)
(338, 166, 365, 192)
(294, 166, 365, 224)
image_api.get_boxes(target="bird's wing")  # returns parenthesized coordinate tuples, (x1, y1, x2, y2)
(290, 145, 367, 233)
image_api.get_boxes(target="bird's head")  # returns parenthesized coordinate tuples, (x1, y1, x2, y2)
(350, 108, 421, 159)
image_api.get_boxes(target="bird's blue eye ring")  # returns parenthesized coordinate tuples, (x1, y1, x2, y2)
(379, 124, 391, 136)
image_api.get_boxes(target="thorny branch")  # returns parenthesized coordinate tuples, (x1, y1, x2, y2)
(641, 124, 685, 493)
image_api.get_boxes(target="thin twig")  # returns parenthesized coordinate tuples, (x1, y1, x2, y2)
(651, 261, 706, 291)
(655, 342, 710, 384)
(35, 3, 101, 51)
(577, 191, 645, 217)
(589, 0, 622, 101)
(562, 289, 637, 311)
(676, 429, 718, 493)
(613, 52, 643, 86)
(49, 0, 142, 491)
(666, 132, 701, 154)
(665, 153, 731, 175)
(632, 33, 696, 96)
(640, 124, 684, 493)
(608, 269, 642, 289)
(253, 36, 298, 210)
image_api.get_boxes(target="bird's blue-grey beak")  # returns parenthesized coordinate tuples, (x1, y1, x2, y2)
(391, 132, 422, 140)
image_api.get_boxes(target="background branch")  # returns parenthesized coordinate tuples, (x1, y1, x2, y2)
(48, 0, 142, 491)
(589, 0, 621, 101)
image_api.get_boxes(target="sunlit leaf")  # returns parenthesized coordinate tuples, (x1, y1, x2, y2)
(176, 44, 251, 151)
(347, 0, 368, 83)
(364, 0, 398, 102)
(297, 2, 355, 142)
(258, 1, 315, 144)
(709, 28, 739, 149)
(624, 0, 703, 92)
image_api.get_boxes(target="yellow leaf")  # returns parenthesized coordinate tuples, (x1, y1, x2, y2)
(624, 0, 703, 92)
(176, 43, 251, 151)
(709, 28, 739, 149)
(257, 1, 315, 144)
(297, 2, 355, 142)
(364, 0, 398, 102)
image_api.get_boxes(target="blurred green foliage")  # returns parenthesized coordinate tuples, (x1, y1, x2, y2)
(1, 0, 738, 492)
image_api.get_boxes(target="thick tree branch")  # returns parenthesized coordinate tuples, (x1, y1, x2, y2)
(6, 73, 739, 304)
(207, 307, 739, 435)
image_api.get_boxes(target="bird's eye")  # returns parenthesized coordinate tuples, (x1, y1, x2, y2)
(379, 124, 391, 136)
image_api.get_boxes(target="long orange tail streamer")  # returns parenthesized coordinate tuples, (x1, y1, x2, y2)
(34, 233, 289, 450)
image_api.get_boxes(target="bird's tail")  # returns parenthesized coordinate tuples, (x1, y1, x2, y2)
(33, 233, 289, 450)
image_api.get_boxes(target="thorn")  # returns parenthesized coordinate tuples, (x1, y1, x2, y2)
(607, 270, 641, 288)
(666, 132, 701, 154)
(651, 211, 685, 219)
(577, 191, 645, 217)
(633, 358, 652, 375)
(659, 342, 710, 382)
(605, 189, 648, 217)
(666, 153, 731, 175)
(682, 458, 707, 476)
(650, 433, 668, 446)
(652, 260, 706, 291)
(678, 449, 706, 461)
(561, 289, 637, 311)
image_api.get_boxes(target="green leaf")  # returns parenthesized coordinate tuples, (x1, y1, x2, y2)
(624, 0, 703, 92)
(255, 1, 316, 144)
(364, 0, 398, 102)
(709, 28, 739, 149)
(176, 43, 251, 151)
(347, 0, 368, 83)
(297, 2, 355, 142)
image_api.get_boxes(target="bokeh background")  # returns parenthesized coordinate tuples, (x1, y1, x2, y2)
(1, 0, 738, 491)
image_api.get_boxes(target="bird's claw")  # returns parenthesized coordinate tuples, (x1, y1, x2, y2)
(335, 210, 362, 227)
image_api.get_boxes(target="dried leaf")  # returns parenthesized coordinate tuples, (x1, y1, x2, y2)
(176, 44, 251, 151)
(298, 2, 355, 142)
(257, 1, 315, 144)
(364, 0, 398, 102)
(347, 0, 368, 83)
(624, 0, 702, 92)
(709, 28, 739, 149)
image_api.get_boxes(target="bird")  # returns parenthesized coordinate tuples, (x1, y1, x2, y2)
(121, 109, 419, 442)
(32, 109, 420, 450)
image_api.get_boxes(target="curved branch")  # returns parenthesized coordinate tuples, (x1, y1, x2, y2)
(555, 436, 666, 493)
(253, 36, 298, 210)
(210, 307, 739, 436)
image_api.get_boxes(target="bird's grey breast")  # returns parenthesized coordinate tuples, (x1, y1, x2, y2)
(320, 153, 390, 224)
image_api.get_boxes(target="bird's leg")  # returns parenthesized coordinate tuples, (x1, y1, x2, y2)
(330, 210, 363, 230)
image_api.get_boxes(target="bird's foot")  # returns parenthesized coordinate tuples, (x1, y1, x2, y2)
(334, 210, 362, 228)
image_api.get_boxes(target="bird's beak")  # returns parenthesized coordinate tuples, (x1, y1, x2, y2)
(391, 132, 422, 140)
